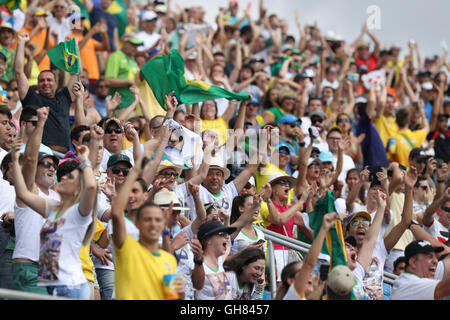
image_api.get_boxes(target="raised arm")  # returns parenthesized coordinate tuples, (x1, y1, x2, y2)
(293, 213, 338, 297)
(111, 155, 147, 248)
(75, 145, 98, 216)
(383, 167, 417, 252)
(357, 190, 387, 271)
(346, 166, 369, 213)
(186, 182, 207, 234)
(422, 184, 448, 227)
(72, 81, 87, 128)
(11, 137, 47, 216)
(22, 106, 49, 191)
(15, 33, 30, 101)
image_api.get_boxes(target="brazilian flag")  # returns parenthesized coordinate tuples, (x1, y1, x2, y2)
(47, 38, 80, 74)
(141, 50, 250, 110)
(0, 0, 21, 10)
(297, 190, 349, 269)
(107, 0, 128, 37)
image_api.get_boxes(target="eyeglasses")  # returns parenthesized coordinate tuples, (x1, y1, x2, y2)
(110, 167, 129, 176)
(159, 171, 178, 178)
(350, 219, 370, 228)
(308, 163, 320, 169)
(312, 118, 323, 124)
(133, 126, 140, 132)
(105, 128, 124, 134)
(39, 161, 57, 170)
(26, 120, 38, 126)
(276, 179, 292, 187)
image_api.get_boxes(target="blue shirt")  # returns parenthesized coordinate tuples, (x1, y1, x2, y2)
(93, 94, 107, 119)
(356, 112, 389, 167)
(89, 7, 118, 51)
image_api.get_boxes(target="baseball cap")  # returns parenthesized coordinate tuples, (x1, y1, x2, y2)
(327, 265, 355, 300)
(154, 5, 167, 14)
(122, 31, 144, 45)
(318, 150, 333, 163)
(141, 10, 158, 21)
(274, 144, 292, 155)
(409, 147, 428, 160)
(422, 82, 434, 91)
(354, 96, 368, 105)
(197, 220, 236, 242)
(32, 7, 48, 16)
(307, 157, 321, 167)
(310, 109, 327, 121)
(103, 117, 123, 131)
(346, 211, 372, 224)
(247, 98, 260, 105)
(404, 240, 444, 263)
(107, 154, 132, 169)
(279, 114, 300, 125)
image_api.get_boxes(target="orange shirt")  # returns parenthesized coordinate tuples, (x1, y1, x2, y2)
(69, 33, 101, 80)
(19, 25, 55, 72)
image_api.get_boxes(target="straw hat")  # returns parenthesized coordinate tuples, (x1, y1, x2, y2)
(208, 156, 230, 180)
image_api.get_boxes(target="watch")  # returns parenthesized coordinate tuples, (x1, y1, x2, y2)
(299, 142, 306, 148)
(408, 220, 419, 230)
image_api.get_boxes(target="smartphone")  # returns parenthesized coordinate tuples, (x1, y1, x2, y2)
(436, 158, 443, 168)
(319, 264, 330, 282)
(309, 126, 319, 139)
(347, 73, 359, 82)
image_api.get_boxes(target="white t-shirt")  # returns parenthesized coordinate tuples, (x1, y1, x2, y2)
(194, 256, 232, 300)
(332, 153, 355, 184)
(230, 227, 265, 255)
(137, 31, 161, 52)
(179, 182, 239, 221)
(100, 145, 143, 172)
(174, 224, 195, 300)
(38, 201, 92, 287)
(47, 15, 72, 44)
(12, 188, 60, 262)
(283, 284, 306, 300)
(423, 219, 449, 243)
(391, 272, 439, 300)
(226, 271, 262, 300)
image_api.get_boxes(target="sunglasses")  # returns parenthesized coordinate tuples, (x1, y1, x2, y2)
(309, 163, 320, 169)
(420, 186, 428, 191)
(311, 118, 323, 124)
(276, 179, 292, 187)
(337, 118, 351, 123)
(111, 167, 129, 176)
(105, 128, 124, 134)
(159, 171, 178, 178)
(350, 219, 370, 228)
(39, 161, 57, 170)
(442, 207, 450, 213)
(26, 120, 38, 126)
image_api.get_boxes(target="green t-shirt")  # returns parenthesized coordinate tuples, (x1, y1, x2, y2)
(267, 107, 286, 124)
(0, 45, 15, 83)
(104, 50, 139, 110)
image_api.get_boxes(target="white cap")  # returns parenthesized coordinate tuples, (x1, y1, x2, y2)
(142, 10, 158, 21)
(422, 82, 433, 91)
(327, 265, 355, 297)
(154, 190, 189, 211)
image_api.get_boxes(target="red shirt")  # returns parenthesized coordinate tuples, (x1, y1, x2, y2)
(267, 202, 295, 250)
(355, 53, 378, 72)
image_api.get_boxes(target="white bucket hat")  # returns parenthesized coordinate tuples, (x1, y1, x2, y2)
(154, 190, 189, 211)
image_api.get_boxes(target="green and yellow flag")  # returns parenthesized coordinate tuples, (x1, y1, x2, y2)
(141, 50, 250, 110)
(47, 38, 80, 74)
(107, 0, 128, 37)
(297, 190, 349, 269)
(0, 0, 21, 10)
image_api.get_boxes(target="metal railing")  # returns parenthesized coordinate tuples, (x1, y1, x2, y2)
(0, 288, 70, 300)
(255, 226, 398, 299)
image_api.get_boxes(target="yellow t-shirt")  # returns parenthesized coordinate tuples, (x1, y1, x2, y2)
(200, 117, 229, 147)
(374, 115, 398, 148)
(79, 219, 106, 283)
(387, 128, 426, 167)
(114, 234, 178, 300)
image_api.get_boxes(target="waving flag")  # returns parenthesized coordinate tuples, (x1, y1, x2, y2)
(107, 0, 128, 36)
(0, 0, 21, 10)
(141, 50, 250, 110)
(47, 38, 80, 74)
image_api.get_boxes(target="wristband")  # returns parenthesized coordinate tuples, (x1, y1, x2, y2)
(162, 230, 170, 236)
(79, 159, 92, 170)
(299, 142, 306, 148)
(194, 257, 203, 265)
(437, 179, 445, 183)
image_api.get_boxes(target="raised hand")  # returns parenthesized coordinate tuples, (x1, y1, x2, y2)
(124, 122, 139, 141)
(36, 106, 50, 126)
(376, 189, 387, 209)
(100, 176, 116, 201)
(321, 212, 338, 231)
(90, 124, 104, 141)
(18, 32, 30, 43)
(360, 166, 370, 183)
(107, 92, 122, 113)
(190, 235, 203, 261)
(259, 183, 272, 202)
(165, 91, 178, 115)
(72, 81, 85, 99)
(171, 230, 190, 251)
(187, 181, 199, 196)
(436, 162, 448, 181)
(404, 166, 418, 189)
